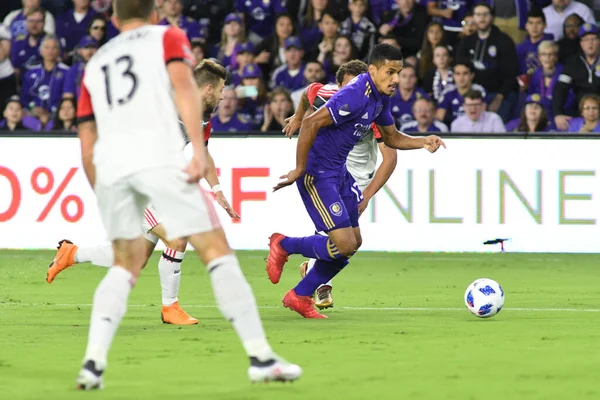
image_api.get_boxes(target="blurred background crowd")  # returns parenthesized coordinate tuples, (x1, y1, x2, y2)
(0, 0, 599, 134)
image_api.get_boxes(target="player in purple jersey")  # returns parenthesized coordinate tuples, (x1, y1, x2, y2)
(266, 44, 446, 319)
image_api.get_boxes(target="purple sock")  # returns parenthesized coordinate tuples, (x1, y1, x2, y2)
(294, 259, 347, 296)
(280, 235, 343, 261)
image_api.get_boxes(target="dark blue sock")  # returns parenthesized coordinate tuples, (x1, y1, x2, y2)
(280, 236, 344, 261)
(294, 259, 348, 296)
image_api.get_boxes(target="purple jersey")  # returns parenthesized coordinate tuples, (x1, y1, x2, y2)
(437, 84, 487, 122)
(158, 16, 203, 42)
(62, 61, 84, 99)
(20, 63, 70, 113)
(270, 63, 306, 91)
(432, 0, 473, 32)
(235, 0, 287, 38)
(389, 88, 430, 128)
(516, 33, 554, 75)
(568, 118, 600, 133)
(400, 120, 449, 132)
(56, 9, 97, 53)
(10, 33, 44, 71)
(6, 10, 26, 37)
(308, 73, 394, 175)
(211, 113, 255, 132)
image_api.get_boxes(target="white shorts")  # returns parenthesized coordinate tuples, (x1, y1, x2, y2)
(141, 204, 160, 244)
(95, 167, 220, 241)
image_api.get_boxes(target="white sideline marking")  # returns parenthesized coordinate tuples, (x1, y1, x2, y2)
(3, 303, 600, 313)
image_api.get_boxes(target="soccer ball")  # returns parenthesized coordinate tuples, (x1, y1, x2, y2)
(464, 278, 504, 318)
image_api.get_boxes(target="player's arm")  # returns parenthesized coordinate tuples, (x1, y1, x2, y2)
(165, 27, 206, 182)
(76, 79, 96, 187)
(376, 123, 446, 153)
(205, 147, 240, 220)
(359, 128, 397, 215)
(283, 82, 320, 138)
(273, 105, 333, 191)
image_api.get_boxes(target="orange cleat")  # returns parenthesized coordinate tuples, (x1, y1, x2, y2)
(161, 302, 198, 325)
(282, 289, 327, 319)
(46, 239, 78, 283)
(266, 233, 289, 284)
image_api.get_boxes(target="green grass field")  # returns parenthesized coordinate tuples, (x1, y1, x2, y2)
(2, 250, 600, 400)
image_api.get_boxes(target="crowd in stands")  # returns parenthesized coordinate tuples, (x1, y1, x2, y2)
(0, 0, 599, 134)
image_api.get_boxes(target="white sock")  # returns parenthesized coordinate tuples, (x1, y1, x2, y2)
(83, 266, 135, 370)
(75, 245, 114, 268)
(208, 254, 274, 361)
(307, 258, 333, 289)
(158, 249, 185, 306)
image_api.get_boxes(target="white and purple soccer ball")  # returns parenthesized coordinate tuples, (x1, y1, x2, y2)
(464, 278, 504, 318)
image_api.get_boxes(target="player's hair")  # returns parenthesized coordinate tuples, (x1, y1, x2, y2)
(25, 7, 46, 19)
(464, 89, 484, 101)
(527, 7, 546, 23)
(193, 59, 227, 88)
(453, 57, 475, 73)
(368, 44, 403, 68)
(335, 60, 368, 85)
(113, 0, 155, 22)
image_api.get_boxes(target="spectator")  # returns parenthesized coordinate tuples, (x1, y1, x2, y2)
(211, 86, 254, 132)
(261, 86, 294, 132)
(505, 93, 555, 132)
(459, 12, 477, 40)
(236, 63, 267, 127)
(543, 0, 594, 40)
(553, 23, 600, 130)
(90, 0, 111, 13)
(62, 35, 97, 100)
(400, 97, 449, 133)
(0, 95, 34, 131)
(456, 2, 518, 122)
(212, 13, 245, 69)
(20, 35, 68, 125)
(417, 21, 446, 80)
(56, 0, 97, 55)
(254, 12, 295, 80)
(516, 8, 555, 78)
(191, 39, 208, 67)
(155, 0, 166, 20)
(185, 0, 232, 43)
(86, 14, 107, 47)
(322, 35, 357, 83)
(426, 0, 471, 45)
(422, 45, 453, 101)
(271, 36, 306, 91)
(291, 60, 325, 108)
(436, 59, 487, 125)
(10, 7, 46, 74)
(379, 33, 401, 48)
(4, 0, 55, 37)
(340, 0, 376, 60)
(380, 0, 429, 58)
(491, 0, 530, 44)
(0, 24, 16, 107)
(315, 10, 341, 65)
(451, 89, 506, 132)
(159, 0, 203, 42)
(300, 0, 329, 53)
(44, 96, 76, 131)
(557, 13, 584, 63)
(567, 93, 600, 132)
(528, 40, 576, 118)
(230, 41, 254, 86)
(389, 65, 430, 127)
(235, 0, 286, 43)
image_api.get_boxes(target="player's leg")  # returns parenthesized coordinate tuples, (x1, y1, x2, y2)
(148, 168, 301, 383)
(148, 222, 198, 325)
(77, 178, 148, 390)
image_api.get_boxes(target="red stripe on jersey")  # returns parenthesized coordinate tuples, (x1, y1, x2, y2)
(163, 26, 195, 66)
(306, 82, 323, 107)
(372, 123, 382, 139)
(204, 119, 212, 143)
(76, 78, 94, 122)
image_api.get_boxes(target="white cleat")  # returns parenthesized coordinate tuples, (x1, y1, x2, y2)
(248, 356, 302, 383)
(76, 360, 104, 390)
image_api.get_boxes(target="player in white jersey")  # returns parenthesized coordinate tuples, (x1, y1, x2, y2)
(282, 60, 398, 309)
(74, 0, 300, 389)
(46, 60, 240, 326)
